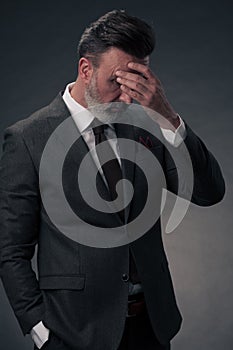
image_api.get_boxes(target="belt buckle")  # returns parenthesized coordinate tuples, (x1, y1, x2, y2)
(127, 298, 137, 317)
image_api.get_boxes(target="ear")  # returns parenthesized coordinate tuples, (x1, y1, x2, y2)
(78, 57, 93, 83)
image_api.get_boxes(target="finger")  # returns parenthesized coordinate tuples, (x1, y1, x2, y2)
(127, 62, 154, 80)
(115, 70, 146, 85)
(120, 85, 144, 103)
(116, 77, 147, 95)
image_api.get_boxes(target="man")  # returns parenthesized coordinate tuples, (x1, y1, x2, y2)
(0, 9, 225, 350)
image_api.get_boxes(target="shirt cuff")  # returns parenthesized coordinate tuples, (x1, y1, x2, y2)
(30, 321, 50, 349)
(160, 114, 186, 147)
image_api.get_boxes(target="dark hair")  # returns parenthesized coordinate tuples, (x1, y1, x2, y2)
(77, 10, 155, 66)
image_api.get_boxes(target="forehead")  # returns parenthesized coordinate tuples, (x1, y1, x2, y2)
(97, 47, 149, 75)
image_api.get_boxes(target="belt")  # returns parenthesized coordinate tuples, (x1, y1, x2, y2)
(127, 292, 146, 317)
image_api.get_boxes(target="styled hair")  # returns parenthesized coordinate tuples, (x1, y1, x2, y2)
(78, 9, 155, 66)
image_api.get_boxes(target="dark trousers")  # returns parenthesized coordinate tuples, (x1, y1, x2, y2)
(34, 308, 170, 350)
(117, 307, 170, 350)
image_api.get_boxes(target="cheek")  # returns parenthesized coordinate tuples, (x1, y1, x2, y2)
(102, 88, 120, 102)
(97, 79, 120, 102)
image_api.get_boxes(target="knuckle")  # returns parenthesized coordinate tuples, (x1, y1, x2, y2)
(147, 91, 153, 100)
(151, 86, 156, 94)
(151, 77, 156, 85)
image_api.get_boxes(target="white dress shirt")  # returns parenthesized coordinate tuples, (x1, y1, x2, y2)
(31, 82, 186, 348)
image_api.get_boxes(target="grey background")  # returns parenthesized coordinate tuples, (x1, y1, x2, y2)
(0, 0, 232, 349)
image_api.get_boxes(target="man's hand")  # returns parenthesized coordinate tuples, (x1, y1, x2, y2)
(116, 62, 180, 130)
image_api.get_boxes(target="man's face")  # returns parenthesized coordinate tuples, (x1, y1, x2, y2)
(85, 47, 149, 122)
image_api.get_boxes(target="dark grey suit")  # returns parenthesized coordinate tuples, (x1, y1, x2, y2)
(0, 92, 225, 350)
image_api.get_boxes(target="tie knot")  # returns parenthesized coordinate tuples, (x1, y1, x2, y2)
(92, 124, 108, 136)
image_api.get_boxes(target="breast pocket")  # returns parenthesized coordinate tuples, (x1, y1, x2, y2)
(136, 144, 163, 162)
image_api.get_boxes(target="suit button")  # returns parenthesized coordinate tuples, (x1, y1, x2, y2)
(122, 273, 129, 282)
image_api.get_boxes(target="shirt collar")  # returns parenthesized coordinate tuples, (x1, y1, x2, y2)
(62, 82, 94, 133)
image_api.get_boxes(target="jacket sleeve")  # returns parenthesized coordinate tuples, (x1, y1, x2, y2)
(164, 122, 225, 206)
(0, 125, 44, 335)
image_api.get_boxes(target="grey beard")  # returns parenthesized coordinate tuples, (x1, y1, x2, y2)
(85, 82, 128, 124)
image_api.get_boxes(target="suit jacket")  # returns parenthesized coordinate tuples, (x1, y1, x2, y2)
(0, 92, 225, 350)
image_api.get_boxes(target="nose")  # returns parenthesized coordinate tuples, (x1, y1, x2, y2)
(118, 91, 132, 104)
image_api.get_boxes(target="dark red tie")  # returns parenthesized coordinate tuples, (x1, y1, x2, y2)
(92, 124, 124, 208)
(92, 123, 141, 284)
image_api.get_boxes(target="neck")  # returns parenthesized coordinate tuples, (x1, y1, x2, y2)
(70, 78, 87, 108)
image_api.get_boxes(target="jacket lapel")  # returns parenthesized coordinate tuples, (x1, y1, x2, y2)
(46, 92, 122, 226)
